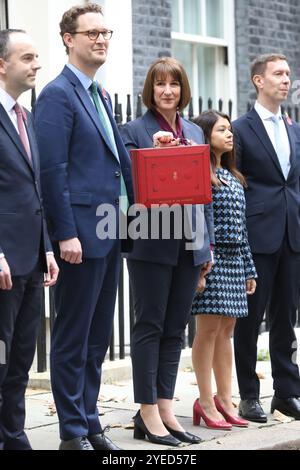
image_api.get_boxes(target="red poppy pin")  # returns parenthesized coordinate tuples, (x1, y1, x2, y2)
(101, 86, 109, 102)
(284, 111, 293, 126)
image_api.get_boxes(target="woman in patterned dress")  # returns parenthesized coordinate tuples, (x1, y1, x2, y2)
(191, 110, 257, 429)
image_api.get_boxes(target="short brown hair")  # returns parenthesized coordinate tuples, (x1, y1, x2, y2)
(142, 57, 191, 112)
(59, 3, 103, 54)
(251, 53, 287, 92)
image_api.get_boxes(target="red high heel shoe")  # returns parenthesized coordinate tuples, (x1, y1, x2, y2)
(193, 398, 232, 430)
(214, 396, 249, 427)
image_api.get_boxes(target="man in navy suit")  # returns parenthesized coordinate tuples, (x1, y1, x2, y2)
(34, 4, 133, 450)
(233, 54, 300, 422)
(0, 29, 58, 450)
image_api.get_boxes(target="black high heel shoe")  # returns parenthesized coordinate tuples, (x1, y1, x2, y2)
(163, 423, 202, 444)
(133, 410, 182, 447)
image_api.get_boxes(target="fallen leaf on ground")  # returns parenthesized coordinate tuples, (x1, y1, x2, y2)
(256, 372, 265, 379)
(45, 403, 57, 416)
(110, 382, 127, 387)
(109, 423, 122, 428)
(190, 380, 198, 386)
(272, 409, 293, 423)
(98, 394, 127, 403)
(124, 422, 134, 430)
(183, 367, 193, 372)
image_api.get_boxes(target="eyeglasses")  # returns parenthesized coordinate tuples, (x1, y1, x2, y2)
(71, 30, 113, 41)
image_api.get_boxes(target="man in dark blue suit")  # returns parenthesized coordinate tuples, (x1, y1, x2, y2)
(0, 29, 58, 450)
(233, 54, 300, 422)
(34, 4, 133, 450)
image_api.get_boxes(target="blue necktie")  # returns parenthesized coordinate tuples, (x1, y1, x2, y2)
(270, 115, 290, 179)
(90, 81, 129, 213)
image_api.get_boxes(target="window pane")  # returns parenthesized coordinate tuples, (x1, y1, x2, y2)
(206, 0, 224, 38)
(172, 0, 180, 32)
(0, 0, 7, 29)
(184, 0, 201, 35)
(172, 41, 194, 102)
(197, 45, 216, 108)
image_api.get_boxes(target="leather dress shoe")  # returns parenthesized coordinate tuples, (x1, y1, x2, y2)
(88, 431, 122, 450)
(239, 399, 267, 423)
(163, 423, 202, 444)
(59, 436, 94, 450)
(271, 396, 300, 420)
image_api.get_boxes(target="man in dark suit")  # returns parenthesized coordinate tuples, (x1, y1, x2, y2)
(34, 4, 133, 450)
(233, 53, 300, 422)
(0, 29, 58, 450)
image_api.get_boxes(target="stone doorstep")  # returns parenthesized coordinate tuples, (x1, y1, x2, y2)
(28, 349, 194, 391)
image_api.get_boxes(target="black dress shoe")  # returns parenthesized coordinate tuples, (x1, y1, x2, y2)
(88, 431, 122, 450)
(163, 423, 202, 444)
(239, 399, 267, 423)
(271, 396, 300, 419)
(133, 410, 183, 447)
(59, 436, 94, 450)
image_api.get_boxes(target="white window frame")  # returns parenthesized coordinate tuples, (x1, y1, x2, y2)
(0, 0, 8, 29)
(172, 0, 237, 117)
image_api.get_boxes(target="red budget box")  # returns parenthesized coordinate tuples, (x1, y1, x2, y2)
(130, 145, 212, 207)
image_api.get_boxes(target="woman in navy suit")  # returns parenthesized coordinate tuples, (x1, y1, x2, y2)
(191, 111, 257, 430)
(120, 57, 214, 446)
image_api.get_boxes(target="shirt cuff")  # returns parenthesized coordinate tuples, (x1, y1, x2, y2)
(0, 253, 5, 259)
(46, 251, 54, 256)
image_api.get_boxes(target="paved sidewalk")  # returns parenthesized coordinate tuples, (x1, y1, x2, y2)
(26, 331, 300, 451)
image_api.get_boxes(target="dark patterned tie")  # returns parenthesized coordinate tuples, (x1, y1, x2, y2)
(14, 103, 32, 162)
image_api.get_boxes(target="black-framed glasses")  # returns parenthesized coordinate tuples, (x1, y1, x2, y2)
(71, 29, 113, 41)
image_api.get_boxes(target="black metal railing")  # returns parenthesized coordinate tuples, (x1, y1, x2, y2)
(35, 92, 300, 372)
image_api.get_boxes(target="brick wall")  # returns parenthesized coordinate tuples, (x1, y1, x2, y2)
(131, 0, 172, 112)
(235, 0, 300, 116)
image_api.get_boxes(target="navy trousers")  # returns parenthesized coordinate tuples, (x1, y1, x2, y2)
(128, 244, 200, 404)
(50, 242, 120, 440)
(234, 233, 300, 399)
(0, 269, 43, 450)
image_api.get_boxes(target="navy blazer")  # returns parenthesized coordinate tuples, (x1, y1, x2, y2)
(34, 66, 134, 258)
(233, 108, 300, 254)
(0, 104, 51, 276)
(120, 110, 214, 266)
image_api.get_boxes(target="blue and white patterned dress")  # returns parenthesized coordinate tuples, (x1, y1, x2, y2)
(191, 168, 257, 318)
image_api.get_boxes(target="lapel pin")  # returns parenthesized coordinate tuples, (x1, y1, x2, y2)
(284, 111, 292, 126)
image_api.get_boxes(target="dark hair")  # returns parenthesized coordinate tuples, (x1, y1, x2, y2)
(142, 57, 191, 112)
(59, 3, 103, 55)
(251, 53, 287, 93)
(193, 110, 246, 187)
(0, 29, 26, 59)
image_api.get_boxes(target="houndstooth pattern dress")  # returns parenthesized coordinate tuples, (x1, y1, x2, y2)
(191, 168, 257, 318)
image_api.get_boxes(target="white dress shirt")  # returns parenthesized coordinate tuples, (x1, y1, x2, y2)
(254, 101, 291, 178)
(0, 87, 19, 131)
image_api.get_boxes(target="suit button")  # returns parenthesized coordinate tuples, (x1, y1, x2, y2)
(35, 209, 42, 215)
(115, 199, 119, 205)
(115, 171, 121, 177)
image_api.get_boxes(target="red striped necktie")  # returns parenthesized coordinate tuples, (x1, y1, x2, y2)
(14, 103, 32, 163)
